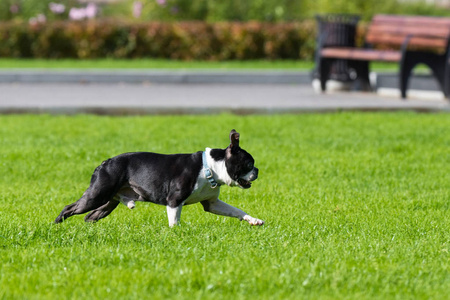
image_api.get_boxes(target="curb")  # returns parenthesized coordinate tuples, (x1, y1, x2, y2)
(0, 69, 311, 85)
(2, 106, 448, 115)
(0, 69, 444, 93)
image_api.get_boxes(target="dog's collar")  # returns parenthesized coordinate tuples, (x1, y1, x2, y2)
(202, 151, 220, 189)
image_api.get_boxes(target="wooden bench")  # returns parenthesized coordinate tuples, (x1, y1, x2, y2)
(316, 14, 450, 98)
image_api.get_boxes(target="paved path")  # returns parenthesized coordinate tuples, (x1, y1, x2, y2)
(0, 82, 449, 114)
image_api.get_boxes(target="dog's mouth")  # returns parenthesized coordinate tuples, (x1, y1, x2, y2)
(237, 178, 253, 189)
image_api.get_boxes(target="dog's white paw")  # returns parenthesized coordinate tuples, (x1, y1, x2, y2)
(127, 201, 135, 209)
(243, 215, 265, 226)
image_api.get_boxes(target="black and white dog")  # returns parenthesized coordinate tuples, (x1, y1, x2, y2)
(55, 129, 264, 227)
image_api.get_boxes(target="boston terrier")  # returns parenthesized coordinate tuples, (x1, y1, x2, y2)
(54, 129, 264, 227)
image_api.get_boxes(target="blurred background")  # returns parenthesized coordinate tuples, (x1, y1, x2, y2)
(1, 0, 450, 61)
(2, 0, 450, 22)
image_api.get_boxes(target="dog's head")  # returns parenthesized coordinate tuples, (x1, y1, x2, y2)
(223, 129, 258, 189)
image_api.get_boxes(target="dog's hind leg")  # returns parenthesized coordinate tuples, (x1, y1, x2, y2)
(54, 191, 112, 223)
(54, 202, 78, 223)
(54, 159, 125, 224)
(84, 200, 120, 222)
(54, 182, 122, 223)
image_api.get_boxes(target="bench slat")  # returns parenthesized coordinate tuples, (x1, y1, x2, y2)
(321, 47, 402, 62)
(368, 24, 450, 39)
(364, 15, 450, 48)
(366, 34, 448, 48)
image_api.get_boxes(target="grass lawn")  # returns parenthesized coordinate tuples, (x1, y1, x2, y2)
(0, 113, 449, 299)
(0, 58, 314, 70)
(0, 58, 399, 71)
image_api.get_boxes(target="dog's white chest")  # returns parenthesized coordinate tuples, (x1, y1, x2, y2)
(184, 176, 220, 205)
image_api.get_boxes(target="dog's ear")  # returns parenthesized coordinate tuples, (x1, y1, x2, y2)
(229, 129, 240, 149)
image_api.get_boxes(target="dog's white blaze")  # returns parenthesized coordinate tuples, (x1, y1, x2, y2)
(204, 148, 236, 186)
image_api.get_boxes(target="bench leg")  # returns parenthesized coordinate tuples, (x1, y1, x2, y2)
(426, 54, 448, 98)
(444, 61, 450, 99)
(443, 43, 450, 99)
(417, 52, 446, 98)
(352, 61, 371, 91)
(319, 58, 332, 92)
(401, 51, 446, 99)
(430, 59, 446, 98)
(399, 55, 415, 99)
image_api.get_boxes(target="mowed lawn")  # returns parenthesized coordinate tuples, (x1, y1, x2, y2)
(0, 113, 449, 299)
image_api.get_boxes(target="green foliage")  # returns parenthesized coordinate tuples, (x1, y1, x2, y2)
(307, 0, 450, 20)
(0, 20, 316, 60)
(306, 0, 397, 20)
(138, 0, 450, 21)
(2, 0, 450, 22)
(0, 113, 449, 299)
(2, 0, 80, 22)
(2, 0, 306, 22)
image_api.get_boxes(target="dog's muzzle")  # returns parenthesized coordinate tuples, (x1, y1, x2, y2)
(238, 168, 258, 189)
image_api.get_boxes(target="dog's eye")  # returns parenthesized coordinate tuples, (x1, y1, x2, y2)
(247, 162, 254, 169)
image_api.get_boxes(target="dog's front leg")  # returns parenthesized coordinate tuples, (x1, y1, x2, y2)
(166, 204, 182, 227)
(201, 199, 264, 226)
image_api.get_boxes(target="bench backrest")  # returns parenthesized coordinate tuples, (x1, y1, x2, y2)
(366, 14, 450, 49)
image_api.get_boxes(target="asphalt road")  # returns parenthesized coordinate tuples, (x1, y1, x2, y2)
(1, 82, 449, 114)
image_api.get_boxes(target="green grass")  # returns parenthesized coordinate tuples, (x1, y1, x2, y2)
(0, 113, 449, 299)
(0, 58, 314, 70)
(0, 58, 399, 71)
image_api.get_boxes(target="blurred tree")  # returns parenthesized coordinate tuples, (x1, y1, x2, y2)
(1, 0, 449, 22)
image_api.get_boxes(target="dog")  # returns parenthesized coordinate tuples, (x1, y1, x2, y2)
(54, 129, 264, 227)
